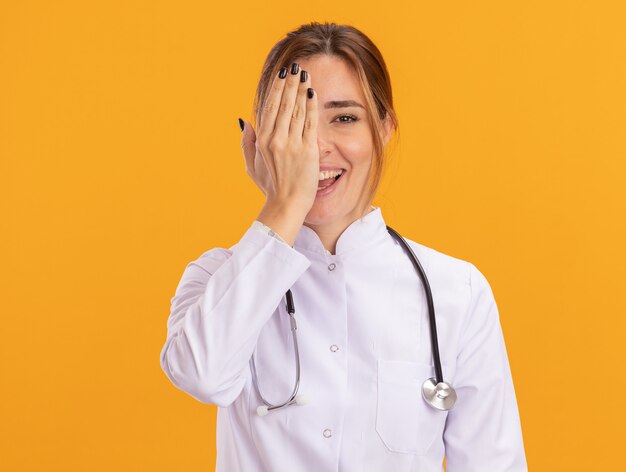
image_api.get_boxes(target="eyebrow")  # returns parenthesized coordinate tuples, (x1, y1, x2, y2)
(323, 100, 365, 109)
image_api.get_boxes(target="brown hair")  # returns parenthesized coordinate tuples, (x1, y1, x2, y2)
(252, 21, 399, 210)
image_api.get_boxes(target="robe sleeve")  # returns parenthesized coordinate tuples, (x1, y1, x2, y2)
(443, 262, 528, 471)
(159, 222, 311, 407)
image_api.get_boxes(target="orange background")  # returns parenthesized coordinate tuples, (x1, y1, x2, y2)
(2, 1, 625, 470)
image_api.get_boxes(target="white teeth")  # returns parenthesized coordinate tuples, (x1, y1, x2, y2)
(318, 169, 343, 180)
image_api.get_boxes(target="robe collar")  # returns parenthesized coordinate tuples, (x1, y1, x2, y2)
(293, 206, 389, 257)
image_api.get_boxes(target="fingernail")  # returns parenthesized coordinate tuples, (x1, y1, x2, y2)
(307, 88, 314, 99)
(300, 70, 308, 83)
(238, 118, 244, 132)
(290, 62, 299, 74)
(279, 67, 287, 79)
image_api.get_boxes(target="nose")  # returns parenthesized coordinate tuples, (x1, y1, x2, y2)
(316, 121, 333, 157)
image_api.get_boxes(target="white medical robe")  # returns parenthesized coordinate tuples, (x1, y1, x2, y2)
(159, 206, 528, 471)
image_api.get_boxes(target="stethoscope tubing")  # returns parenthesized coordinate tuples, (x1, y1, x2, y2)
(385, 226, 444, 385)
(250, 291, 302, 412)
(250, 225, 455, 414)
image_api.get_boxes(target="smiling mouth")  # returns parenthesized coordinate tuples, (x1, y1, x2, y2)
(317, 170, 345, 190)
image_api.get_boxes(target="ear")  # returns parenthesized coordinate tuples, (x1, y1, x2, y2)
(382, 113, 394, 146)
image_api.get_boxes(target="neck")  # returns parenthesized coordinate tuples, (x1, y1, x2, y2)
(304, 204, 376, 255)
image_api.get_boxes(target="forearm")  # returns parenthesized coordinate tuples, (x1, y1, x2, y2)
(160, 224, 311, 406)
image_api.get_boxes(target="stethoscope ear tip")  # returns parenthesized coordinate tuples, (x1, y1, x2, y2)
(256, 405, 269, 416)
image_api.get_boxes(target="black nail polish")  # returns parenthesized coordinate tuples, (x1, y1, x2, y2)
(238, 118, 244, 132)
(307, 88, 314, 99)
(291, 62, 299, 74)
(278, 67, 287, 79)
(300, 70, 308, 82)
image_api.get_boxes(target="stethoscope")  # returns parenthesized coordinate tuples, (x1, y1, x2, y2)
(250, 225, 457, 416)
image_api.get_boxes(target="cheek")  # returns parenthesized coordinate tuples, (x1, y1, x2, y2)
(339, 138, 373, 170)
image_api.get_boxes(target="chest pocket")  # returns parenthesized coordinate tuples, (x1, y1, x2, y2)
(376, 359, 450, 455)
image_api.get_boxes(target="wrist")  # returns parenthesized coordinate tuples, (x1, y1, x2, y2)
(256, 201, 308, 247)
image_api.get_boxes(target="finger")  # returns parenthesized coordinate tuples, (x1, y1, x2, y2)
(273, 62, 302, 141)
(288, 69, 310, 141)
(258, 66, 288, 140)
(302, 86, 318, 145)
(240, 119, 257, 176)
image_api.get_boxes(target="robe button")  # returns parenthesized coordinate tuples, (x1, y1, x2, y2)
(323, 428, 332, 438)
(330, 344, 339, 352)
(328, 263, 336, 271)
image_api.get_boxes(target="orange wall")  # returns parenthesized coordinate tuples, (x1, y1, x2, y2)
(1, 1, 625, 470)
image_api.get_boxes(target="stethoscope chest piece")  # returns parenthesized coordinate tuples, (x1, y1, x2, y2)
(422, 378, 457, 411)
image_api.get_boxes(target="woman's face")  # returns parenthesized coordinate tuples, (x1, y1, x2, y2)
(295, 54, 391, 228)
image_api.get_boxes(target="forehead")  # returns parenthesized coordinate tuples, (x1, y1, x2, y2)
(296, 55, 364, 103)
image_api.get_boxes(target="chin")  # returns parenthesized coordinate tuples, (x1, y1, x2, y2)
(304, 203, 343, 226)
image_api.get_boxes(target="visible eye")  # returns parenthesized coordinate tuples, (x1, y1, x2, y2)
(334, 114, 359, 124)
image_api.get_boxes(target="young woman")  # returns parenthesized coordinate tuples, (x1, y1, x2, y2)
(160, 21, 527, 471)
